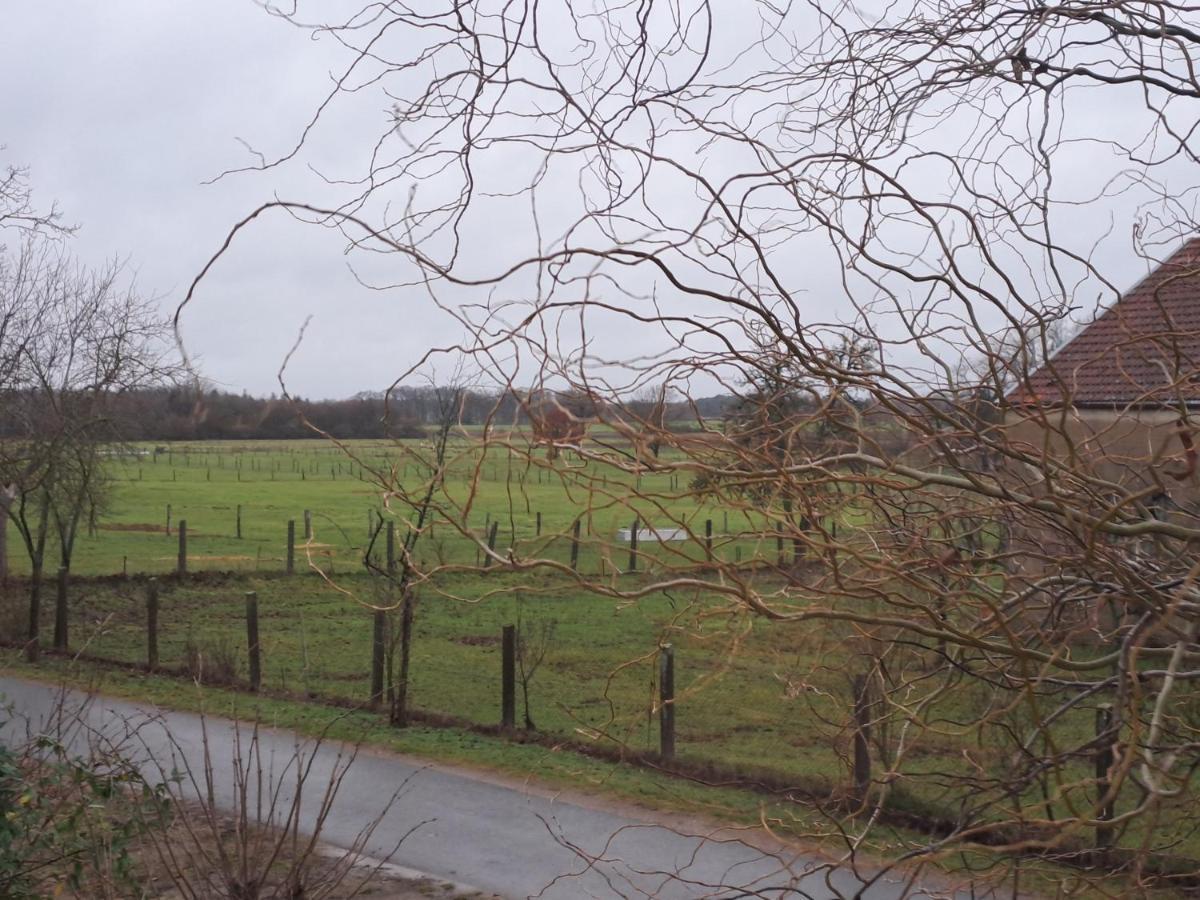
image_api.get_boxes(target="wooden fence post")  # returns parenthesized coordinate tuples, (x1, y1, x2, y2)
(1096, 705, 1115, 852)
(501, 624, 516, 729)
(24, 576, 40, 663)
(303, 509, 312, 540)
(245, 591, 261, 692)
(705, 518, 713, 561)
(660, 643, 675, 762)
(570, 518, 581, 570)
(370, 607, 386, 705)
(165, 504, 172, 536)
(146, 578, 159, 671)
(236, 504, 242, 539)
(177, 521, 187, 576)
(628, 517, 639, 573)
(53, 566, 68, 651)
(484, 521, 499, 569)
(536, 511, 542, 537)
(852, 675, 872, 807)
(286, 520, 295, 575)
(386, 520, 396, 574)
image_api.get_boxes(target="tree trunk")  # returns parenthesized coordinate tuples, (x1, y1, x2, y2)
(24, 492, 51, 662)
(25, 561, 42, 662)
(0, 510, 8, 588)
(391, 591, 415, 727)
(53, 566, 68, 651)
(0, 485, 14, 587)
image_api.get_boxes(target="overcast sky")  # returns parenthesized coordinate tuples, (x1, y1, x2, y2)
(3, 2, 1192, 401)
(1, 1, 472, 399)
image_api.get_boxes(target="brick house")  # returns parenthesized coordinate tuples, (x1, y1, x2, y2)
(1006, 238, 1200, 520)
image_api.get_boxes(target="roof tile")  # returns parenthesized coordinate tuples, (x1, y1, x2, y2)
(1013, 238, 1200, 408)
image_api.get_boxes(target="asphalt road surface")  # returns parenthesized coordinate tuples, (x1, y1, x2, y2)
(0, 676, 984, 899)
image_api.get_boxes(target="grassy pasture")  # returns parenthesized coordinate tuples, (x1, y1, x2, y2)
(12, 567, 1188, 865)
(45, 438, 791, 577)
(28, 572, 854, 784)
(5, 437, 1196, 871)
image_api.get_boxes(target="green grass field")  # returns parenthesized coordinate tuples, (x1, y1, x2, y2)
(10, 566, 1194, 877)
(2, 438, 1196, 884)
(9, 438, 878, 793)
(43, 438, 781, 577)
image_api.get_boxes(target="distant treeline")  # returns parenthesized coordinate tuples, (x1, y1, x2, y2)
(101, 387, 737, 441)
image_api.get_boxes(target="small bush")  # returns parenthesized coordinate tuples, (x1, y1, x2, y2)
(0, 732, 168, 898)
(0, 591, 26, 643)
(183, 635, 240, 686)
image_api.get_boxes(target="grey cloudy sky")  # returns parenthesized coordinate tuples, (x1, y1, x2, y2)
(3, 2, 1192, 401)
(1, 1, 470, 399)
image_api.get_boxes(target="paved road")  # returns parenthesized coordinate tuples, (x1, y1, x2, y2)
(0, 677, 979, 899)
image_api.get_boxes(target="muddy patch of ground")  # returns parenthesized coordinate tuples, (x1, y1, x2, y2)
(453, 634, 500, 647)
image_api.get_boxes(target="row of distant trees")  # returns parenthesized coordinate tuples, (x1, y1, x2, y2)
(70, 385, 736, 442)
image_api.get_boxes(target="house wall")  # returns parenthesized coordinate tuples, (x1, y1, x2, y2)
(999, 407, 1198, 641)
(1003, 406, 1199, 507)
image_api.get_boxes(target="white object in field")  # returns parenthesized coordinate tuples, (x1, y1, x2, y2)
(617, 526, 689, 543)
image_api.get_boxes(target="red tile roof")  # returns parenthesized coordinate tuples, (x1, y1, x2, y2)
(1013, 238, 1200, 408)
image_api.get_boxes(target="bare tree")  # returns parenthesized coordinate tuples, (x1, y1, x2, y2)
(0, 238, 172, 659)
(181, 1, 1200, 892)
(514, 594, 556, 731)
(362, 379, 466, 727)
(0, 151, 70, 240)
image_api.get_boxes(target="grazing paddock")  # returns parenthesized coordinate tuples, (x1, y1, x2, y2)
(27, 438, 832, 578)
(7, 567, 1192, 866)
(4, 437, 1197, 876)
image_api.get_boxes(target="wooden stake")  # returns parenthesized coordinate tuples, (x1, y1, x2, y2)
(660, 644, 675, 761)
(501, 624, 516, 729)
(286, 520, 295, 575)
(146, 578, 159, 671)
(53, 566, 68, 651)
(245, 591, 261, 692)
(177, 521, 187, 576)
(370, 607, 386, 706)
(852, 675, 872, 808)
(1096, 705, 1116, 852)
(484, 521, 499, 568)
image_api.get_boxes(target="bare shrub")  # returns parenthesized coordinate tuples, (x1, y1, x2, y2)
(135, 714, 413, 900)
(1, 684, 412, 900)
(183, 634, 240, 686)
